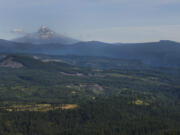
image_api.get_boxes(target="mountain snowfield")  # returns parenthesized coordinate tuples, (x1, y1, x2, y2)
(13, 26, 79, 44)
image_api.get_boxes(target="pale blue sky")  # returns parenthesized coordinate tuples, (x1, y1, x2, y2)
(0, 0, 180, 43)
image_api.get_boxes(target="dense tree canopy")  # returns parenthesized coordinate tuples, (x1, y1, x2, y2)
(0, 55, 180, 135)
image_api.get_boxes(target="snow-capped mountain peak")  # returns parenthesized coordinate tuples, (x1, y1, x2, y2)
(13, 26, 79, 44)
(38, 26, 55, 36)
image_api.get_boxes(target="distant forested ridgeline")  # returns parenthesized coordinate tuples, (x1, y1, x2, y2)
(0, 55, 180, 103)
(0, 39, 180, 68)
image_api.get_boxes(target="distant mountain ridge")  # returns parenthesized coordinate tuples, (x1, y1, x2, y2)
(13, 26, 79, 44)
(0, 38, 180, 68)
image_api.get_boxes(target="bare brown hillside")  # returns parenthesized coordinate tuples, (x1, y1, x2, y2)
(0, 57, 24, 68)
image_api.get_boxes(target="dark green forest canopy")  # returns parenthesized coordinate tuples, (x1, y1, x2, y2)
(0, 55, 180, 135)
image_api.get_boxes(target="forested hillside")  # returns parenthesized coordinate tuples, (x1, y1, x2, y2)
(1, 40, 180, 68)
(0, 55, 180, 135)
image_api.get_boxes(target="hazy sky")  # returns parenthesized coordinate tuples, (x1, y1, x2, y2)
(0, 0, 180, 43)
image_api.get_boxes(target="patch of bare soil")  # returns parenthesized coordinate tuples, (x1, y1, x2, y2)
(0, 57, 24, 68)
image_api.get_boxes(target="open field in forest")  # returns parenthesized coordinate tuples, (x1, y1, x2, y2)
(0, 104, 79, 112)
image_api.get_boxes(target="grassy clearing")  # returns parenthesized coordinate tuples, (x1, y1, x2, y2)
(61, 104, 79, 110)
(0, 104, 79, 112)
(133, 99, 150, 106)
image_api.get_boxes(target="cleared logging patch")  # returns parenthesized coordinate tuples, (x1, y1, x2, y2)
(0, 104, 79, 112)
(133, 99, 150, 106)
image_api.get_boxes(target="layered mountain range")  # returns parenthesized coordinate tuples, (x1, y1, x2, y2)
(0, 27, 180, 68)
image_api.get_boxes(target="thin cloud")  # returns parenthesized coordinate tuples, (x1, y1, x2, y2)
(11, 28, 24, 34)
